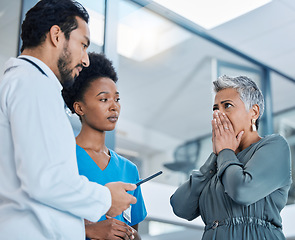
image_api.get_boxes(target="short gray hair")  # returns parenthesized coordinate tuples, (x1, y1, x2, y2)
(213, 75, 264, 128)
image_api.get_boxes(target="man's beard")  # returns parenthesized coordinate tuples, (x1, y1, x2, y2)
(58, 43, 78, 88)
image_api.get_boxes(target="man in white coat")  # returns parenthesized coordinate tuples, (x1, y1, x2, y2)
(0, 0, 137, 239)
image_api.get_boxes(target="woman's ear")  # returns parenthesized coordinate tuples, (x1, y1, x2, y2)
(251, 104, 260, 120)
(73, 102, 84, 117)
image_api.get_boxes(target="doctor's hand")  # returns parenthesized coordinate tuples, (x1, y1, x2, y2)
(105, 182, 137, 218)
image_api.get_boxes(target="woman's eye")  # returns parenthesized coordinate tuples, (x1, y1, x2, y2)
(224, 103, 233, 109)
(213, 107, 218, 111)
(115, 97, 120, 102)
(100, 98, 107, 102)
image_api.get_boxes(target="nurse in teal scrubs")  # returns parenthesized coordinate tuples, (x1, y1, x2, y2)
(62, 52, 146, 240)
(170, 75, 291, 240)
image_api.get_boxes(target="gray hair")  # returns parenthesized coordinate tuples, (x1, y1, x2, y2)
(213, 75, 264, 128)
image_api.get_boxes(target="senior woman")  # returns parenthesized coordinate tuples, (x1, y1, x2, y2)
(170, 75, 292, 239)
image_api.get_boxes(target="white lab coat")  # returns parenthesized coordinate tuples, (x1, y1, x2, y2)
(0, 56, 111, 239)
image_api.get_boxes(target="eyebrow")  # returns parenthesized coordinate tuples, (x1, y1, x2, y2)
(96, 91, 120, 96)
(213, 100, 233, 108)
(221, 100, 233, 104)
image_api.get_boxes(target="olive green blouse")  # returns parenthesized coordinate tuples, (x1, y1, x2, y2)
(170, 134, 292, 240)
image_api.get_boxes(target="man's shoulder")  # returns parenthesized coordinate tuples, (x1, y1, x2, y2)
(3, 58, 43, 81)
(1, 58, 57, 94)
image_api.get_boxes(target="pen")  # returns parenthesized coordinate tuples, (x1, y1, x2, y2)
(136, 171, 163, 186)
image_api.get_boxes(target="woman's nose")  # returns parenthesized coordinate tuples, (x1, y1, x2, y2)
(110, 100, 120, 111)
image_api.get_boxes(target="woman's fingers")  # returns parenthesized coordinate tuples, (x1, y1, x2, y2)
(236, 130, 244, 144)
(114, 227, 134, 240)
(211, 120, 217, 154)
(111, 218, 134, 234)
(214, 111, 235, 134)
(112, 222, 134, 240)
(219, 112, 233, 132)
(214, 111, 223, 133)
(104, 217, 134, 240)
(211, 119, 216, 136)
(213, 111, 223, 136)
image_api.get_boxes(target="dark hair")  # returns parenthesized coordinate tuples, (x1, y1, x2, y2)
(62, 52, 118, 113)
(21, 0, 89, 52)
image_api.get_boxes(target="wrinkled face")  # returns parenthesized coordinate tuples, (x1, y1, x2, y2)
(213, 88, 253, 135)
(78, 77, 121, 132)
(58, 17, 90, 88)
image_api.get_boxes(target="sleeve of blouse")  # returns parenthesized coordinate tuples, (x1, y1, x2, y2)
(217, 135, 291, 206)
(170, 153, 217, 221)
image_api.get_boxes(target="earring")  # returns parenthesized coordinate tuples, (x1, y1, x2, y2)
(252, 119, 257, 132)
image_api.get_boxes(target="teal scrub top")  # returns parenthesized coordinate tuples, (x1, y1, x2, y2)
(171, 134, 292, 240)
(76, 145, 147, 227)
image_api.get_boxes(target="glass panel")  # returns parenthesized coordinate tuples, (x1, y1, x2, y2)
(115, 0, 263, 186)
(217, 60, 262, 88)
(79, 0, 105, 53)
(0, 0, 22, 75)
(271, 72, 295, 113)
(272, 72, 295, 204)
(66, 0, 105, 136)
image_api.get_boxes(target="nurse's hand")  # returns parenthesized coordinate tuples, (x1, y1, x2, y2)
(85, 217, 134, 240)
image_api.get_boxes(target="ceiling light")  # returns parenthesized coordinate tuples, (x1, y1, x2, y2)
(153, 0, 272, 29)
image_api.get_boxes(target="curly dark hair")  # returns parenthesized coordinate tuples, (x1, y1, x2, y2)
(21, 0, 89, 52)
(62, 52, 118, 114)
